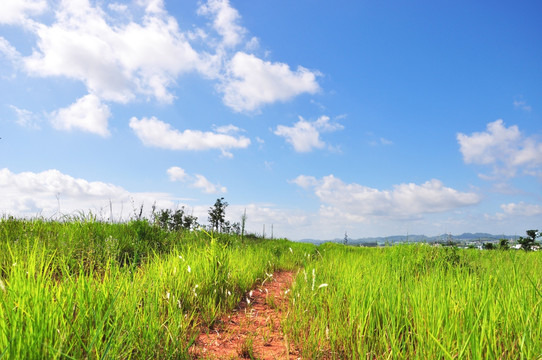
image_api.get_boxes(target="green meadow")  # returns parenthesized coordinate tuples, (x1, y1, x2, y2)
(286, 243, 542, 359)
(1, 217, 541, 359)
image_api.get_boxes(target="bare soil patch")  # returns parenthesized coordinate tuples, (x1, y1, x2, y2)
(190, 270, 300, 360)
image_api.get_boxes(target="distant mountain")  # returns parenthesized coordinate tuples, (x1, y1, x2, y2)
(453, 232, 514, 240)
(297, 233, 517, 245)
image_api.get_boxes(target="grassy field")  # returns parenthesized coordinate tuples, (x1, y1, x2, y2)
(284, 243, 542, 359)
(1, 217, 541, 359)
(0, 217, 315, 359)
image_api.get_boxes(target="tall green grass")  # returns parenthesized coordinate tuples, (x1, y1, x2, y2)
(284, 243, 542, 359)
(0, 217, 316, 359)
(3, 217, 541, 359)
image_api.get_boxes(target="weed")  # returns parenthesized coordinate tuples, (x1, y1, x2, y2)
(265, 292, 277, 309)
(238, 335, 257, 359)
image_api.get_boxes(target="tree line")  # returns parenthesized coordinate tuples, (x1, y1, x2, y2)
(152, 197, 247, 236)
(480, 230, 540, 251)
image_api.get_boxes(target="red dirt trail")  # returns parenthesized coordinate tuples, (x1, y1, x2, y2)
(190, 271, 301, 360)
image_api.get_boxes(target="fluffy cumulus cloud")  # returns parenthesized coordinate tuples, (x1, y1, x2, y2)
(197, 0, 246, 48)
(292, 175, 480, 221)
(224, 203, 310, 238)
(221, 52, 320, 112)
(0, 0, 47, 25)
(457, 120, 542, 178)
(0, 168, 174, 218)
(498, 202, 542, 218)
(130, 116, 250, 157)
(2, 0, 320, 117)
(22, 0, 203, 104)
(192, 174, 227, 194)
(167, 166, 188, 182)
(274, 115, 343, 152)
(50, 94, 111, 136)
(167, 166, 226, 194)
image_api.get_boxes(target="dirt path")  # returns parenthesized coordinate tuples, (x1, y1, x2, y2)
(190, 271, 300, 360)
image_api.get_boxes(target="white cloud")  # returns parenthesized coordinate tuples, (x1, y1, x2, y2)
(137, 0, 166, 15)
(3, 0, 322, 114)
(50, 94, 111, 137)
(130, 116, 250, 155)
(197, 0, 246, 48)
(167, 166, 225, 194)
(221, 52, 320, 112)
(292, 175, 480, 221)
(291, 174, 318, 189)
(513, 98, 532, 112)
(369, 136, 393, 146)
(22, 0, 203, 103)
(0, 168, 174, 219)
(500, 202, 542, 217)
(225, 203, 309, 236)
(490, 201, 542, 221)
(213, 124, 243, 134)
(193, 174, 227, 194)
(107, 3, 128, 13)
(10, 105, 41, 129)
(457, 120, 542, 178)
(167, 166, 188, 182)
(0, 37, 21, 61)
(0, 0, 47, 25)
(274, 115, 343, 152)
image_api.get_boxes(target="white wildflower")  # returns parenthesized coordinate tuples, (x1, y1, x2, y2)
(246, 297, 251, 305)
(0, 279, 5, 292)
(179, 255, 184, 261)
(187, 265, 191, 273)
(227, 290, 231, 296)
(289, 247, 293, 253)
(249, 290, 253, 298)
(165, 292, 170, 300)
(318, 283, 328, 289)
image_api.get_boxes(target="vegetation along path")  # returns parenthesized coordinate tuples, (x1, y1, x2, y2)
(190, 271, 300, 359)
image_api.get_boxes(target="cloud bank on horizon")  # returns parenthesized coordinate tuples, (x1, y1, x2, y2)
(0, 0, 541, 239)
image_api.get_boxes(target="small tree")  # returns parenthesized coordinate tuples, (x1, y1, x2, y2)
(208, 197, 228, 233)
(231, 222, 241, 235)
(498, 238, 510, 250)
(482, 242, 495, 250)
(154, 207, 198, 232)
(517, 229, 539, 251)
(343, 231, 349, 245)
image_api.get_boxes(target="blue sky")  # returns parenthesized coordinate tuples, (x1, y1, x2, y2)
(1, 0, 541, 240)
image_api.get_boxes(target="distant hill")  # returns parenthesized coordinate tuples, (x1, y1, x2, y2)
(298, 233, 517, 245)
